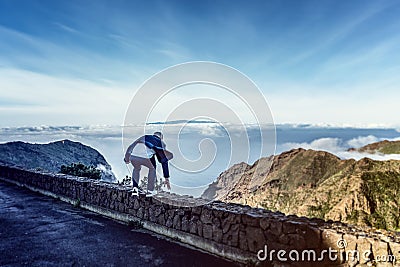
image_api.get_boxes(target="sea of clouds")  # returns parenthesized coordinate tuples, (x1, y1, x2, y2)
(1, 123, 400, 193)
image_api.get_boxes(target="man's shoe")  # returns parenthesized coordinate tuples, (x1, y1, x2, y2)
(146, 190, 156, 197)
(131, 187, 139, 197)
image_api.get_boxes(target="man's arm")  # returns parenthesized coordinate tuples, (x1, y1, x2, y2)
(161, 161, 169, 178)
(161, 162, 171, 190)
(124, 136, 145, 163)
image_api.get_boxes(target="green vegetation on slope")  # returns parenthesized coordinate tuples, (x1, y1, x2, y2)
(378, 142, 400, 154)
(358, 140, 400, 154)
(361, 171, 400, 231)
(60, 163, 101, 180)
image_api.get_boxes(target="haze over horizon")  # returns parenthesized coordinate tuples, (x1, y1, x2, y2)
(1, 0, 400, 127)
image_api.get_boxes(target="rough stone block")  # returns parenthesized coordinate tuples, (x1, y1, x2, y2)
(173, 214, 181, 230)
(212, 225, 223, 243)
(181, 216, 190, 232)
(143, 210, 149, 220)
(149, 206, 162, 221)
(212, 217, 221, 228)
(117, 191, 123, 202)
(203, 224, 213, 240)
(222, 221, 232, 234)
(189, 221, 197, 234)
(282, 221, 300, 234)
(106, 188, 113, 197)
(238, 230, 248, 251)
(287, 233, 306, 250)
(189, 215, 199, 234)
(128, 208, 136, 216)
(136, 207, 144, 219)
(388, 242, 400, 266)
(321, 229, 343, 250)
(245, 226, 266, 253)
(260, 217, 271, 230)
(157, 215, 165, 225)
(133, 199, 140, 210)
(355, 237, 373, 265)
(242, 212, 262, 227)
(200, 209, 213, 224)
(265, 221, 282, 243)
(166, 209, 175, 218)
(222, 213, 241, 230)
(270, 221, 283, 236)
(191, 206, 202, 216)
(278, 233, 290, 245)
(118, 202, 125, 213)
(305, 226, 321, 249)
(222, 224, 239, 247)
(197, 221, 203, 237)
(165, 216, 173, 228)
(369, 238, 394, 266)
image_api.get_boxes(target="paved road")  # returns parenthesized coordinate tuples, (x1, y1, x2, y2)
(0, 180, 238, 267)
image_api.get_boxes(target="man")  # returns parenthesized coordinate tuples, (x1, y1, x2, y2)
(124, 132, 172, 197)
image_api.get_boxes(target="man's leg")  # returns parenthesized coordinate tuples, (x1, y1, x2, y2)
(136, 156, 156, 192)
(147, 156, 157, 191)
(130, 156, 142, 188)
(130, 156, 157, 191)
(147, 166, 157, 191)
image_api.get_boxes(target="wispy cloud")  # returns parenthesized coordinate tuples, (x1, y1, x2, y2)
(155, 48, 189, 61)
(53, 22, 79, 34)
(107, 34, 141, 49)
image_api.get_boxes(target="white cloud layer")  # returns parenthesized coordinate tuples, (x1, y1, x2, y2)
(282, 135, 400, 161)
(347, 135, 379, 148)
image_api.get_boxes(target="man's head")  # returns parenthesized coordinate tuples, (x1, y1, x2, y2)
(153, 131, 163, 139)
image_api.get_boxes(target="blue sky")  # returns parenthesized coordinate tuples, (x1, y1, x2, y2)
(1, 0, 400, 127)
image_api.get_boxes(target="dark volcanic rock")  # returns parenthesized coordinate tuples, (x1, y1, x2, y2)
(0, 139, 116, 182)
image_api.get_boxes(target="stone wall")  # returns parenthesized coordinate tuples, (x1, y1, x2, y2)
(0, 164, 399, 267)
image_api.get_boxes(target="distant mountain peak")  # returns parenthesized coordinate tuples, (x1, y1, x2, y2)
(0, 140, 116, 182)
(349, 139, 400, 154)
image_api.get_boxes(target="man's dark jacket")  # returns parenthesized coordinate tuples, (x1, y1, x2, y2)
(144, 135, 170, 178)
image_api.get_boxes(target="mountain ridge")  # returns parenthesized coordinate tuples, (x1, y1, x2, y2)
(348, 139, 400, 154)
(203, 146, 400, 231)
(0, 139, 116, 182)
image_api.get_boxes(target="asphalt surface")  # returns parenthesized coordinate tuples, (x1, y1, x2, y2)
(0, 180, 239, 267)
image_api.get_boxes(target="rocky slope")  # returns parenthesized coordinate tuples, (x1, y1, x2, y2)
(202, 148, 400, 231)
(0, 140, 116, 182)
